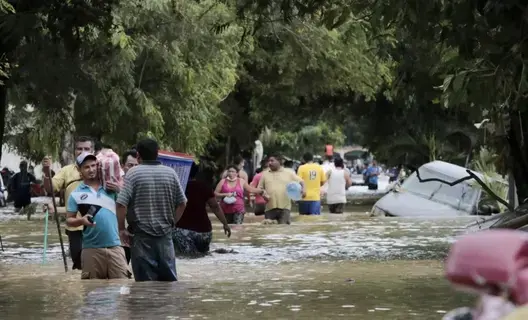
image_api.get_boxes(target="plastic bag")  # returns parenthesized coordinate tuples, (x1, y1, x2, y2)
(96, 148, 122, 190)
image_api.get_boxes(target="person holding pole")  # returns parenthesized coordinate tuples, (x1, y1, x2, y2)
(42, 136, 120, 270)
(42, 136, 94, 270)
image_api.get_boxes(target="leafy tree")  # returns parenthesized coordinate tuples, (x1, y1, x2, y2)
(2, 0, 242, 162)
(210, 13, 390, 164)
(259, 122, 345, 159)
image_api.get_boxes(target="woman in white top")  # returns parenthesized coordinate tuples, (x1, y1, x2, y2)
(326, 158, 352, 213)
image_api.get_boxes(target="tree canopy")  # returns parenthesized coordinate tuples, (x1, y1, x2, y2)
(2, 0, 528, 202)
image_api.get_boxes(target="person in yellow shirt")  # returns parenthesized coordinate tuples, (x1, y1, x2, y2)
(297, 152, 326, 215)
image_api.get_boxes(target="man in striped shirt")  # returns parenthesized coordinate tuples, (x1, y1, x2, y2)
(116, 139, 187, 282)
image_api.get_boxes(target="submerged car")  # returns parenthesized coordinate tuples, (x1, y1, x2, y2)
(370, 161, 502, 217)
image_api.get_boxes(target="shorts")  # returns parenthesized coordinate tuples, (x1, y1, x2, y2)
(298, 201, 321, 215)
(368, 183, 378, 190)
(225, 212, 244, 224)
(254, 203, 266, 216)
(81, 246, 129, 280)
(264, 209, 291, 224)
(173, 228, 212, 256)
(329, 203, 345, 214)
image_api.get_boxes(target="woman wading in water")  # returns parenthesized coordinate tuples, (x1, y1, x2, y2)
(215, 165, 266, 224)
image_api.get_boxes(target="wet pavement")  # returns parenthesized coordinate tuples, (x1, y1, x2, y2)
(0, 207, 476, 319)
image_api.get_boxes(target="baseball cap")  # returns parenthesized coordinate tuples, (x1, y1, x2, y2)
(76, 152, 97, 167)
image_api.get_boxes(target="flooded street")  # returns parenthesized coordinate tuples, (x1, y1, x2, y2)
(0, 207, 475, 319)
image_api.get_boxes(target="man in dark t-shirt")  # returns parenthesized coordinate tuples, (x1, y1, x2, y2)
(173, 163, 231, 256)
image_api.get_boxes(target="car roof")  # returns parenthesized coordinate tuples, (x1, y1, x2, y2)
(421, 160, 484, 181)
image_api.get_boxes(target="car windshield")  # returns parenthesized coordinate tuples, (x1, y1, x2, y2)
(401, 168, 478, 212)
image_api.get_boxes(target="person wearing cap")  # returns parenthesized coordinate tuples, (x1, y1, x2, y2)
(65, 152, 128, 279)
(42, 136, 120, 271)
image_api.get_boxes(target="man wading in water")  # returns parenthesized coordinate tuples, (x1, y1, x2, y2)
(258, 154, 304, 224)
(65, 152, 128, 279)
(43, 136, 121, 270)
(117, 138, 187, 282)
(297, 152, 326, 216)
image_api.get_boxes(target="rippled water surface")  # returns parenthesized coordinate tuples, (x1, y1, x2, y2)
(0, 207, 476, 319)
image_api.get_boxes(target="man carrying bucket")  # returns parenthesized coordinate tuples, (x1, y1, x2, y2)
(258, 154, 304, 224)
(117, 138, 187, 282)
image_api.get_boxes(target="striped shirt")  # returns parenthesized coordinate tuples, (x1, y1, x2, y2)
(116, 161, 187, 236)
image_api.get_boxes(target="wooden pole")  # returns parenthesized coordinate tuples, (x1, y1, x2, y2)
(47, 173, 68, 272)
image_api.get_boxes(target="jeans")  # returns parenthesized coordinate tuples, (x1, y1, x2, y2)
(130, 232, 177, 282)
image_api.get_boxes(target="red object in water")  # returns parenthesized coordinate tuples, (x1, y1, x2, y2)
(31, 183, 44, 197)
(445, 230, 528, 297)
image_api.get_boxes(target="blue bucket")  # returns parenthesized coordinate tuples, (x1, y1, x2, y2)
(286, 182, 303, 201)
(157, 151, 194, 190)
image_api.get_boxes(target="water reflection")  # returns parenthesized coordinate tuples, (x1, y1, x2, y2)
(0, 211, 476, 319)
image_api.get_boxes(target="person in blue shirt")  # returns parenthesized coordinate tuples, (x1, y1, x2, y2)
(364, 160, 381, 190)
(66, 152, 128, 279)
(388, 165, 402, 183)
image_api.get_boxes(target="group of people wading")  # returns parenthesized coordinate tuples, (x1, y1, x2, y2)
(36, 136, 352, 281)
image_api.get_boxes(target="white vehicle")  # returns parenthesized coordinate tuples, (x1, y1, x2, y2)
(371, 161, 503, 217)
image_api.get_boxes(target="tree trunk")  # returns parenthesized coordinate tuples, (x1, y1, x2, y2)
(508, 110, 528, 204)
(59, 92, 77, 166)
(508, 173, 518, 207)
(0, 85, 7, 163)
(225, 135, 231, 167)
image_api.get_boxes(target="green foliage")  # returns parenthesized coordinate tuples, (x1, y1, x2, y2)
(2, 0, 242, 158)
(7, 0, 527, 205)
(259, 122, 345, 159)
(470, 147, 508, 210)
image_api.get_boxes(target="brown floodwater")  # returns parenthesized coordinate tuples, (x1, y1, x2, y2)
(0, 207, 477, 319)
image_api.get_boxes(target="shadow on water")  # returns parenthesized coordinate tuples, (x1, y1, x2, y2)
(0, 208, 477, 319)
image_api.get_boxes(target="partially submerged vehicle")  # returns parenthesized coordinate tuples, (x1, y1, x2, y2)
(370, 161, 504, 217)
